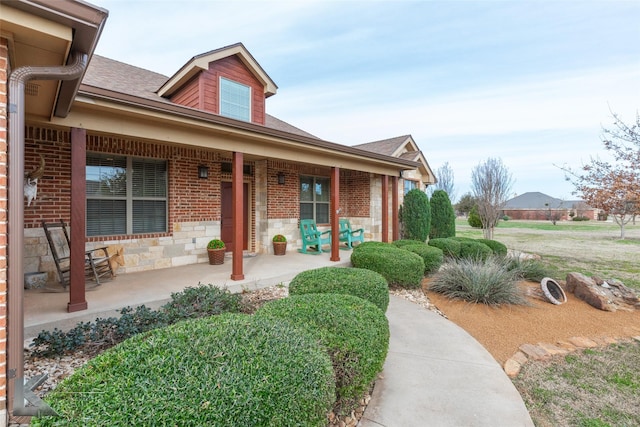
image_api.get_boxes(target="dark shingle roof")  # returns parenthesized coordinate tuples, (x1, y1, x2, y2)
(82, 55, 320, 139)
(504, 192, 566, 209)
(353, 135, 411, 156)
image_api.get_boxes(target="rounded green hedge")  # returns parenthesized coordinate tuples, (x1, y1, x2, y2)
(428, 238, 461, 258)
(392, 239, 424, 248)
(403, 244, 444, 275)
(351, 244, 424, 288)
(457, 240, 493, 261)
(476, 238, 508, 257)
(256, 294, 389, 414)
(289, 266, 389, 312)
(34, 314, 335, 427)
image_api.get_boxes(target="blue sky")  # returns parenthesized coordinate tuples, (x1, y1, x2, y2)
(94, 0, 640, 202)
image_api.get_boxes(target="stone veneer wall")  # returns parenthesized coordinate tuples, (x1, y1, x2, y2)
(24, 221, 225, 281)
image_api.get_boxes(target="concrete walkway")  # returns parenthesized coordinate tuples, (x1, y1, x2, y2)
(358, 296, 534, 427)
(23, 251, 533, 426)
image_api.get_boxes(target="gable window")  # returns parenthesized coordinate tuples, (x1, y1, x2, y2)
(403, 179, 419, 195)
(220, 77, 251, 122)
(300, 176, 330, 224)
(86, 153, 167, 236)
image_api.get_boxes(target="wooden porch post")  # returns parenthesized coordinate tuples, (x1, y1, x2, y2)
(68, 128, 88, 312)
(330, 166, 340, 261)
(230, 151, 244, 280)
(381, 174, 389, 242)
(391, 176, 399, 241)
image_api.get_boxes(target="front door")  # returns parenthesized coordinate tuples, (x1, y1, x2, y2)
(221, 182, 248, 252)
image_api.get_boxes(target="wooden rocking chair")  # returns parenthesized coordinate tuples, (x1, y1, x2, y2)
(42, 220, 114, 288)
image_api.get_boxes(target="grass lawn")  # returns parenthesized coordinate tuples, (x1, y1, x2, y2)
(455, 217, 640, 426)
(456, 218, 640, 290)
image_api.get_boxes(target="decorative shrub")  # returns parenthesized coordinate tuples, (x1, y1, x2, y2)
(34, 314, 335, 427)
(272, 234, 287, 242)
(256, 294, 389, 414)
(468, 205, 482, 228)
(572, 216, 590, 221)
(429, 257, 529, 306)
(401, 189, 431, 241)
(351, 244, 424, 288)
(30, 305, 168, 357)
(476, 239, 508, 257)
(506, 257, 554, 282)
(402, 244, 444, 275)
(392, 239, 424, 248)
(31, 284, 241, 357)
(429, 190, 456, 239)
(207, 239, 225, 249)
(161, 283, 242, 323)
(428, 238, 461, 258)
(456, 239, 493, 261)
(289, 266, 389, 312)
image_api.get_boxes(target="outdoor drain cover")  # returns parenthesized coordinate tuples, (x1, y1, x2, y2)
(540, 277, 567, 305)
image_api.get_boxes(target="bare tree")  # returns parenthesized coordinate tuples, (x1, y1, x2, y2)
(430, 162, 456, 201)
(562, 112, 640, 239)
(471, 157, 514, 239)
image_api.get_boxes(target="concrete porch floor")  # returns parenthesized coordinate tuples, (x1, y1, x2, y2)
(24, 249, 351, 339)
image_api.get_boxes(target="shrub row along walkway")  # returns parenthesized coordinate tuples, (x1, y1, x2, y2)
(359, 296, 534, 427)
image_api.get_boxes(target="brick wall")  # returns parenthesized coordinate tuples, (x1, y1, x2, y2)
(340, 170, 370, 217)
(0, 36, 8, 425)
(267, 160, 300, 219)
(22, 126, 259, 279)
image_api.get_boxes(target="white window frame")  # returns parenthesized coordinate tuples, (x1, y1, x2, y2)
(403, 179, 419, 195)
(219, 77, 251, 122)
(300, 175, 330, 224)
(86, 153, 168, 236)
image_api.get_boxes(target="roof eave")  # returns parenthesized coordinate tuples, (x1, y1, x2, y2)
(77, 84, 419, 169)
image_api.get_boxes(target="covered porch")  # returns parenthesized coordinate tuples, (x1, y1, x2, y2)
(24, 250, 351, 340)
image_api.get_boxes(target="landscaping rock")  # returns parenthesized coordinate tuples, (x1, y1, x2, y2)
(566, 272, 640, 312)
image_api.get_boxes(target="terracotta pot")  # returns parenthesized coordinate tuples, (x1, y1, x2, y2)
(273, 241, 287, 256)
(208, 248, 225, 265)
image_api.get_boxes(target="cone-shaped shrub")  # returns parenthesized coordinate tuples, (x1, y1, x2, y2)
(429, 190, 456, 239)
(468, 205, 482, 228)
(256, 294, 389, 414)
(34, 314, 335, 427)
(289, 266, 389, 312)
(402, 189, 431, 241)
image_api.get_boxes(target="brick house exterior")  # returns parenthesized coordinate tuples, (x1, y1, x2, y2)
(1, 2, 437, 423)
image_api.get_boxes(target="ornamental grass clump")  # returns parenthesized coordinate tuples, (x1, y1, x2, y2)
(351, 242, 424, 288)
(33, 314, 335, 427)
(506, 257, 554, 282)
(256, 294, 389, 415)
(289, 266, 389, 312)
(429, 257, 529, 306)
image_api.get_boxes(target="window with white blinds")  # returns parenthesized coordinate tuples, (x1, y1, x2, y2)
(220, 77, 251, 122)
(86, 154, 167, 236)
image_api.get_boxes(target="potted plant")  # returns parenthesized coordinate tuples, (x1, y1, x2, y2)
(207, 239, 226, 265)
(272, 234, 287, 256)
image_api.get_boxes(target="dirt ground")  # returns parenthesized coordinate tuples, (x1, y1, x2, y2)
(423, 279, 640, 365)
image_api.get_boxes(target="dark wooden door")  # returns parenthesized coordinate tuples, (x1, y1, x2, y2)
(221, 182, 248, 252)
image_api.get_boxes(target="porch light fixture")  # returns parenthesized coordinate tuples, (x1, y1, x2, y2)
(198, 165, 209, 179)
(277, 172, 285, 185)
